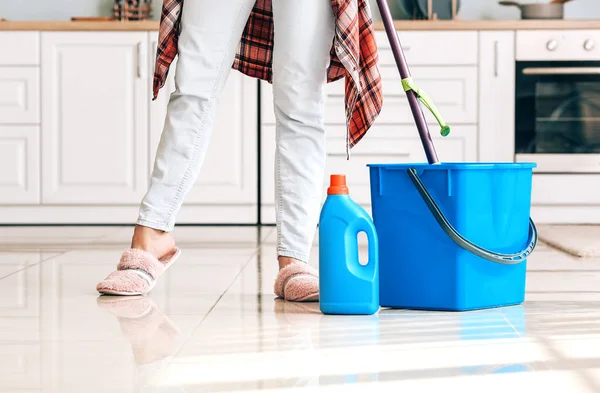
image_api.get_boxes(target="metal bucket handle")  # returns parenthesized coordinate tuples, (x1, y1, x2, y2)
(406, 168, 538, 264)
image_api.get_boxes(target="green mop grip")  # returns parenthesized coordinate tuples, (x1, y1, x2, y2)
(401, 77, 451, 137)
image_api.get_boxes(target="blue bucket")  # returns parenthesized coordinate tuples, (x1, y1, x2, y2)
(367, 163, 538, 311)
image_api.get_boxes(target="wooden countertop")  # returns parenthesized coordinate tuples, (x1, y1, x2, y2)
(1, 19, 600, 31)
(0, 21, 160, 31)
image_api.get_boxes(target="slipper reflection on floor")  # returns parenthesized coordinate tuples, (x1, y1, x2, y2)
(97, 296, 185, 392)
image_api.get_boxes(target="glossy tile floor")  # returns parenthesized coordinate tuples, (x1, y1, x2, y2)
(1, 226, 600, 393)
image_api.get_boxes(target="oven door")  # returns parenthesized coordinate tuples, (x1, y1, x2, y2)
(515, 61, 600, 173)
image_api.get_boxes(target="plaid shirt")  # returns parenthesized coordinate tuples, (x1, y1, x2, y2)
(153, 0, 383, 150)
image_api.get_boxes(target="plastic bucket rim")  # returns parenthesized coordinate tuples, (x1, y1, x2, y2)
(367, 162, 537, 170)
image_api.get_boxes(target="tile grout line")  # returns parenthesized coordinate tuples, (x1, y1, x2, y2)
(0, 226, 124, 249)
(0, 250, 69, 281)
(168, 239, 264, 360)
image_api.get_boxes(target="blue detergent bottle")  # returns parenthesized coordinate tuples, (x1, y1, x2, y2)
(319, 174, 379, 315)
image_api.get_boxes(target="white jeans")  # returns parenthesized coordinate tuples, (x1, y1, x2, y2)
(138, 0, 335, 263)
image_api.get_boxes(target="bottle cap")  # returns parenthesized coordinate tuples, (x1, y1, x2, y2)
(327, 174, 349, 195)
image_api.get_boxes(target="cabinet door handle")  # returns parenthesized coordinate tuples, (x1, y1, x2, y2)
(493, 40, 499, 78)
(137, 42, 147, 79)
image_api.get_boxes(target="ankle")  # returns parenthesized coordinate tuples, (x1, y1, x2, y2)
(131, 225, 174, 256)
(278, 256, 301, 270)
(132, 225, 163, 242)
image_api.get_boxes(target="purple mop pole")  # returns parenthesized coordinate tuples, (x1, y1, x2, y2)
(375, 0, 439, 164)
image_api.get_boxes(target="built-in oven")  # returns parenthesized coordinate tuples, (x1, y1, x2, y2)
(516, 61, 600, 173)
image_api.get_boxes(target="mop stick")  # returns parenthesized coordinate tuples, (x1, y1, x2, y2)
(375, 0, 440, 164)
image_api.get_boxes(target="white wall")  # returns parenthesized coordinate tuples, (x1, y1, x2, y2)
(0, 0, 162, 20)
(457, 0, 600, 20)
(0, 0, 598, 21)
(370, 0, 599, 21)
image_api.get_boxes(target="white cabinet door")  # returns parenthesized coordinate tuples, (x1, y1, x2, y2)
(0, 68, 40, 124)
(376, 31, 479, 66)
(479, 31, 515, 162)
(0, 126, 40, 204)
(149, 35, 258, 223)
(41, 32, 149, 204)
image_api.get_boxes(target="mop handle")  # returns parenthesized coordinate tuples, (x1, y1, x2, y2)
(375, 0, 439, 164)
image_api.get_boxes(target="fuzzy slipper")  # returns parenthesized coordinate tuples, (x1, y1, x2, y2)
(97, 248, 181, 296)
(274, 262, 319, 302)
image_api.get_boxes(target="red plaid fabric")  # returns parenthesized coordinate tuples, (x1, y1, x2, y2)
(153, 0, 383, 149)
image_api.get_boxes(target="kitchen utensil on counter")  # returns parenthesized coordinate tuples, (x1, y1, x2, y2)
(416, 0, 461, 20)
(113, 0, 152, 20)
(498, 1, 565, 20)
(71, 17, 114, 22)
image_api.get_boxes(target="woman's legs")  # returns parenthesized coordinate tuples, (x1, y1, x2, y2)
(98, 0, 256, 295)
(271, 0, 336, 266)
(133, 0, 256, 253)
(99, 0, 336, 300)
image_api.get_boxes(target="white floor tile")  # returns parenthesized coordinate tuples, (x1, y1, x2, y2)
(0, 226, 121, 247)
(0, 226, 599, 393)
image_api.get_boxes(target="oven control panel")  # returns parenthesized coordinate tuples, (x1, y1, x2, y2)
(516, 30, 600, 61)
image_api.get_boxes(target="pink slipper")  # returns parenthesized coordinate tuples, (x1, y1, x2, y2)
(274, 262, 319, 302)
(97, 248, 181, 296)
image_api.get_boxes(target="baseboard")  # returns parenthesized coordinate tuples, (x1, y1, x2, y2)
(531, 205, 600, 224)
(0, 205, 257, 225)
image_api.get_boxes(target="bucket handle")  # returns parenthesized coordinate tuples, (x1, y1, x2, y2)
(406, 168, 538, 265)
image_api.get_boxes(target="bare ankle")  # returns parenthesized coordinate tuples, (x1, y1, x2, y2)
(278, 256, 300, 270)
(133, 224, 164, 238)
(131, 225, 175, 258)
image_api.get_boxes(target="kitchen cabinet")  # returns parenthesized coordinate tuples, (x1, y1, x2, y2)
(0, 126, 40, 204)
(149, 36, 258, 224)
(0, 67, 40, 124)
(2, 26, 599, 225)
(1, 31, 256, 224)
(41, 32, 149, 204)
(478, 31, 516, 162)
(0, 49, 41, 204)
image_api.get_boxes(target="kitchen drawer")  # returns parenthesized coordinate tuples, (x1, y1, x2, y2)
(0, 67, 40, 124)
(376, 31, 478, 66)
(0, 32, 40, 65)
(531, 174, 600, 206)
(516, 30, 600, 61)
(261, 65, 477, 125)
(0, 126, 40, 204)
(324, 125, 478, 205)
